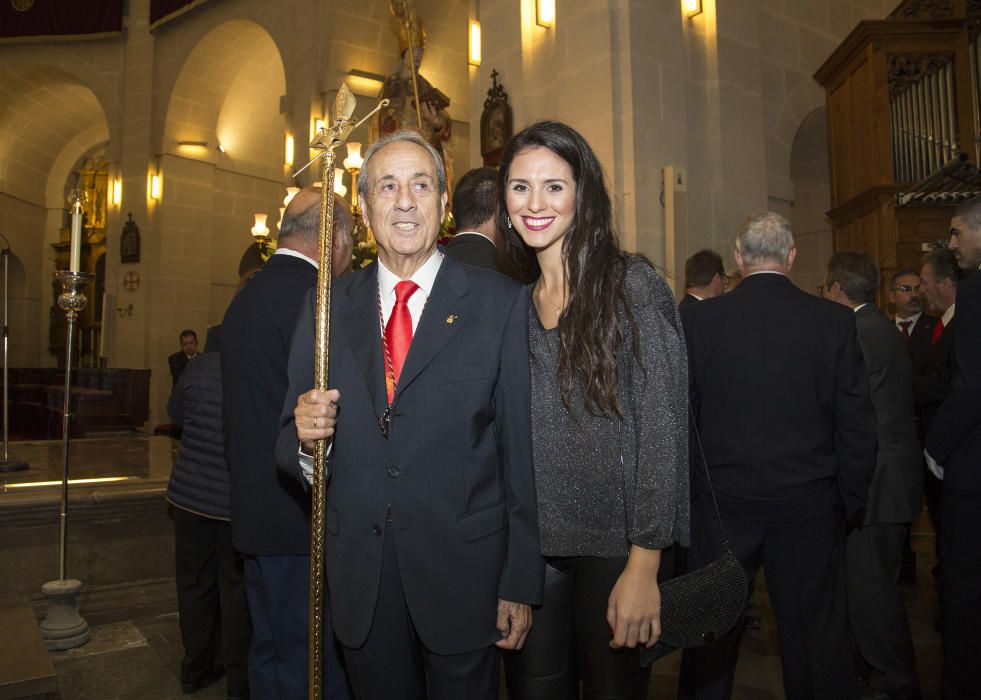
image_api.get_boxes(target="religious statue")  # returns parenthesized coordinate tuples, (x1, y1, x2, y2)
(371, 0, 454, 188)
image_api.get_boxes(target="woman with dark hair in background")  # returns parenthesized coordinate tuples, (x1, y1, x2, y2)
(498, 120, 689, 699)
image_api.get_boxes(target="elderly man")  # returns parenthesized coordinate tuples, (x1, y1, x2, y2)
(678, 213, 875, 700)
(823, 252, 922, 700)
(927, 195, 981, 698)
(221, 189, 353, 699)
(276, 131, 543, 700)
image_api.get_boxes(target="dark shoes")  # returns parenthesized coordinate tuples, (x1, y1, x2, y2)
(181, 667, 225, 695)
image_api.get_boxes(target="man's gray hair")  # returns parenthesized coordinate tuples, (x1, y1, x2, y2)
(735, 211, 795, 266)
(279, 190, 352, 248)
(357, 130, 447, 199)
(954, 194, 981, 232)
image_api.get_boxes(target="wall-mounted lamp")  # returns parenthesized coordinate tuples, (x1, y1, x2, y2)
(469, 20, 482, 66)
(251, 213, 270, 245)
(346, 69, 386, 96)
(343, 142, 364, 217)
(536, 0, 555, 28)
(149, 173, 162, 201)
(313, 118, 325, 137)
(333, 168, 347, 198)
(682, 0, 702, 17)
(112, 179, 122, 206)
(285, 133, 295, 166)
(177, 140, 208, 152)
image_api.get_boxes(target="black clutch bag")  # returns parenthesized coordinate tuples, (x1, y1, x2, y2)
(617, 309, 748, 668)
(638, 550, 747, 666)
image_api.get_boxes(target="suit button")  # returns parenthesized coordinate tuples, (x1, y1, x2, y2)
(387, 466, 400, 478)
(372, 525, 382, 537)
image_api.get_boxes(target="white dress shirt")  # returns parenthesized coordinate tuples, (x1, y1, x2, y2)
(300, 249, 444, 481)
(376, 249, 443, 332)
(895, 310, 921, 334)
(273, 246, 318, 268)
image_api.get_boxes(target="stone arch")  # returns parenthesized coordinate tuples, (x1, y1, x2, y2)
(162, 19, 288, 181)
(0, 65, 111, 210)
(788, 106, 832, 295)
(769, 78, 826, 202)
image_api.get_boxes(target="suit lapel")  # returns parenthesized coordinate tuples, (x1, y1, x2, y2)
(339, 263, 387, 416)
(394, 257, 470, 401)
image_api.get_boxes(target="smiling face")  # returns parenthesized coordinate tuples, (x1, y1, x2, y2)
(359, 140, 446, 277)
(505, 146, 578, 257)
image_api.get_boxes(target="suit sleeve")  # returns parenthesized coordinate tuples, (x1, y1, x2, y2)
(628, 265, 690, 549)
(834, 316, 876, 521)
(167, 363, 189, 427)
(275, 289, 316, 489)
(927, 278, 981, 463)
(493, 286, 544, 606)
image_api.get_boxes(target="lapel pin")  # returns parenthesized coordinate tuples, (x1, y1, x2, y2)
(446, 314, 458, 324)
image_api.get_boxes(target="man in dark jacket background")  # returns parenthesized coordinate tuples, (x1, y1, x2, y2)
(823, 252, 922, 699)
(167, 328, 250, 699)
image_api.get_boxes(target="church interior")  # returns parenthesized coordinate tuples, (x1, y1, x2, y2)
(0, 0, 975, 697)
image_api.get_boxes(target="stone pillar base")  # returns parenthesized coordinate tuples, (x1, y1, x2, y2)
(39, 579, 90, 651)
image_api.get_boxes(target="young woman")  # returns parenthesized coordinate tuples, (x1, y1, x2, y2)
(499, 121, 689, 699)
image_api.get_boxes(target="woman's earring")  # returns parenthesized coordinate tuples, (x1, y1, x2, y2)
(507, 216, 513, 230)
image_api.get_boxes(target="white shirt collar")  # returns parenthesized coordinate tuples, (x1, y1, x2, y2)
(895, 310, 921, 329)
(453, 231, 496, 247)
(376, 249, 444, 330)
(377, 249, 443, 298)
(746, 270, 785, 277)
(853, 303, 868, 313)
(942, 303, 956, 327)
(273, 247, 318, 269)
(688, 292, 704, 301)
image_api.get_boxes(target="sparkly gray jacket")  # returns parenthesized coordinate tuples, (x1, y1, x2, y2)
(529, 260, 690, 557)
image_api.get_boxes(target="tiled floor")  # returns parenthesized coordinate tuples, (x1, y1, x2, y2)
(47, 531, 942, 700)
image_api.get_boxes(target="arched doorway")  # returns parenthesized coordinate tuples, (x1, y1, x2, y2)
(788, 107, 832, 296)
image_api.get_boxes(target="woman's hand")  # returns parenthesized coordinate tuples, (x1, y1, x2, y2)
(607, 546, 662, 649)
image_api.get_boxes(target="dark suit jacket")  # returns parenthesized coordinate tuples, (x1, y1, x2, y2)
(854, 304, 922, 524)
(928, 272, 981, 492)
(276, 255, 543, 654)
(681, 273, 875, 522)
(678, 293, 700, 309)
(913, 315, 954, 438)
(445, 232, 499, 272)
(220, 254, 317, 555)
(168, 351, 193, 386)
(904, 313, 937, 375)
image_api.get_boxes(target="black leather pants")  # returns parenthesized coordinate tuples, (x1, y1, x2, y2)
(504, 556, 652, 700)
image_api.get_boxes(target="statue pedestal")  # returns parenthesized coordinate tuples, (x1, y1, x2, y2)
(39, 579, 90, 650)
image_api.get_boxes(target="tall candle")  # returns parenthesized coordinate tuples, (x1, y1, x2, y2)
(69, 201, 82, 273)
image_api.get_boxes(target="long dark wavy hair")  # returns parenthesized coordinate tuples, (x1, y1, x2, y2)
(497, 120, 640, 417)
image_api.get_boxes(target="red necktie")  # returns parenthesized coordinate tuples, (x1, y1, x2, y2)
(931, 319, 944, 346)
(899, 320, 912, 338)
(385, 280, 419, 403)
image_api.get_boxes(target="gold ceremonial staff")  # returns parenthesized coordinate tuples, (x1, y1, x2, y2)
(293, 84, 389, 700)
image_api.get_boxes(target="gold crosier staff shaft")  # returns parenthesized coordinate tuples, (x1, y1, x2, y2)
(309, 147, 335, 700)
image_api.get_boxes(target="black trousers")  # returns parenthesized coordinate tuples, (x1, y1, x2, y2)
(938, 485, 981, 699)
(172, 506, 251, 697)
(504, 556, 651, 700)
(341, 528, 499, 700)
(678, 508, 853, 700)
(846, 522, 919, 696)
